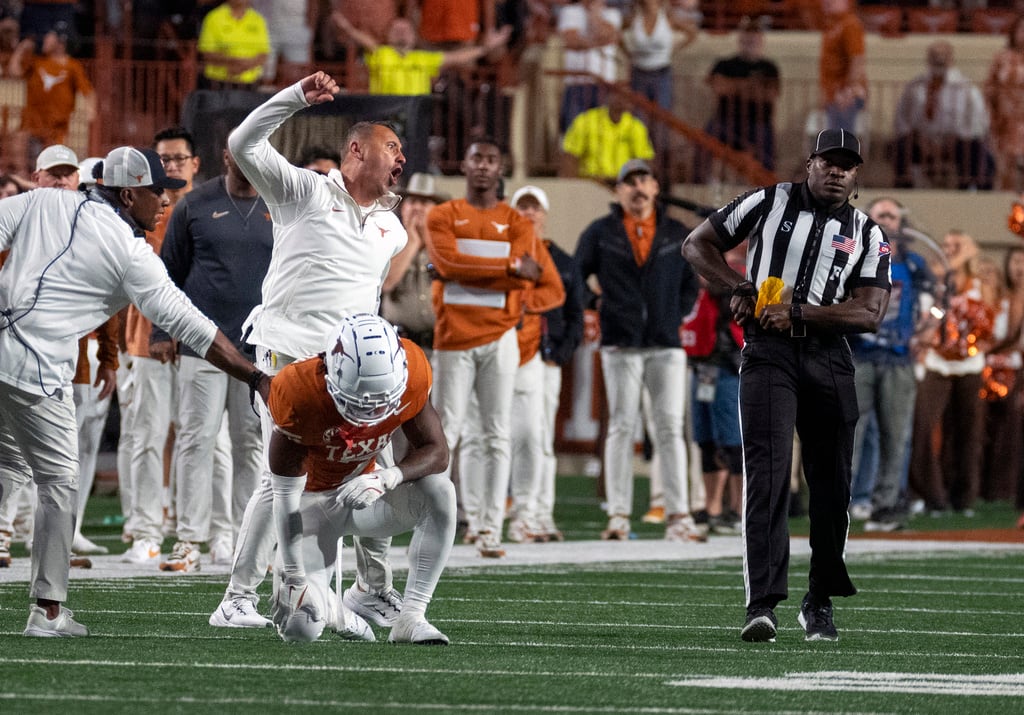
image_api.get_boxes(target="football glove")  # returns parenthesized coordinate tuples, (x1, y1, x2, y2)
(336, 466, 403, 510)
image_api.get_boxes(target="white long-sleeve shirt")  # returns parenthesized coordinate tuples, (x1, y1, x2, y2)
(0, 188, 217, 396)
(229, 82, 407, 360)
(894, 67, 989, 140)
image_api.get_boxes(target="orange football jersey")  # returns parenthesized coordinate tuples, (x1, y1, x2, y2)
(268, 338, 431, 491)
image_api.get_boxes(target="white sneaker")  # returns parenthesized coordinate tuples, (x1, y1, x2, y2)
(209, 597, 272, 628)
(849, 502, 872, 521)
(72, 534, 109, 555)
(24, 604, 89, 637)
(536, 517, 564, 542)
(477, 530, 505, 558)
(160, 541, 200, 572)
(342, 584, 403, 627)
(388, 614, 449, 645)
(333, 609, 376, 642)
(0, 530, 12, 568)
(208, 535, 234, 565)
(121, 538, 162, 564)
(601, 515, 631, 540)
(507, 518, 542, 544)
(664, 514, 708, 543)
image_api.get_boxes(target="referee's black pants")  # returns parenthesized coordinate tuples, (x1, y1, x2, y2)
(739, 330, 859, 610)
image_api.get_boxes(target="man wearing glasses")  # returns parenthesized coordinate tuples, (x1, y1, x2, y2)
(119, 128, 201, 566)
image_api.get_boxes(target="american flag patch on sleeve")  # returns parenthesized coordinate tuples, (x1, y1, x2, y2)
(831, 234, 856, 254)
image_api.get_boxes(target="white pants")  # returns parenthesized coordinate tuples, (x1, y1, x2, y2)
(508, 353, 546, 527)
(173, 355, 262, 545)
(123, 356, 175, 543)
(72, 338, 114, 538)
(115, 355, 134, 522)
(225, 347, 393, 606)
(600, 347, 689, 517)
(432, 328, 519, 536)
(536, 362, 563, 524)
(271, 472, 456, 634)
(0, 381, 79, 602)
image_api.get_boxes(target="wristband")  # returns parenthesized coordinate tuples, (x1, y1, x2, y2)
(732, 280, 756, 298)
(508, 257, 522, 277)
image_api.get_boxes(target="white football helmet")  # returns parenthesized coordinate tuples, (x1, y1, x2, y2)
(324, 314, 408, 426)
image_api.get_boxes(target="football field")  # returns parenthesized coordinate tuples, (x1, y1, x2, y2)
(2, 479, 1022, 714)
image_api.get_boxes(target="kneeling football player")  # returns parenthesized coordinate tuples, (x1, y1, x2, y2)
(269, 314, 455, 644)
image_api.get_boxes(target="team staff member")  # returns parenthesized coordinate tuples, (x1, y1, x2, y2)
(682, 129, 891, 643)
(210, 71, 408, 633)
(0, 146, 268, 637)
(576, 159, 702, 543)
(269, 315, 455, 645)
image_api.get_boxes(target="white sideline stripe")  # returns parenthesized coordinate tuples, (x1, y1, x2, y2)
(0, 693, 843, 715)
(666, 671, 1024, 697)
(2, 638, 1021, 661)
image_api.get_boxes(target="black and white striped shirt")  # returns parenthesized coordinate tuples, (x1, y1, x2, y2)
(708, 182, 891, 307)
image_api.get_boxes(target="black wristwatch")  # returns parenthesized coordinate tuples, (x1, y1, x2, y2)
(732, 280, 757, 298)
(790, 303, 806, 337)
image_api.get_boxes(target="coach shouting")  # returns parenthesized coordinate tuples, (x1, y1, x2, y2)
(682, 129, 891, 643)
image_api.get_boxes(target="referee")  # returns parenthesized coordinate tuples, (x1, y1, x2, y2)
(682, 129, 891, 643)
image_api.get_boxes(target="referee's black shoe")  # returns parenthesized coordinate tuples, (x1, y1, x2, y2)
(798, 593, 838, 641)
(740, 606, 777, 642)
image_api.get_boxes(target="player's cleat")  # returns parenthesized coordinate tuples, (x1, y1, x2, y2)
(388, 615, 449, 645)
(121, 538, 162, 564)
(160, 541, 200, 572)
(333, 610, 375, 642)
(665, 514, 709, 543)
(741, 606, 777, 643)
(72, 534, 109, 555)
(641, 505, 665, 524)
(24, 605, 89, 637)
(209, 597, 272, 628)
(343, 584, 403, 627)
(507, 518, 542, 544)
(461, 527, 479, 545)
(601, 514, 631, 540)
(0, 530, 12, 568)
(537, 518, 564, 542)
(69, 557, 92, 568)
(476, 530, 505, 558)
(798, 593, 839, 641)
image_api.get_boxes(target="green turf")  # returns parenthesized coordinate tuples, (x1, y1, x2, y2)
(2, 476, 1021, 713)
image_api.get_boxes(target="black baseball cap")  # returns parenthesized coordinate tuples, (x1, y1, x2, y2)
(810, 128, 863, 165)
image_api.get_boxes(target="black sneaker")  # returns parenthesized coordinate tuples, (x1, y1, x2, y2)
(740, 606, 778, 642)
(798, 594, 838, 641)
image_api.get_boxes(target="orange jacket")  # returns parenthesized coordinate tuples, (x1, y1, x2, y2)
(73, 316, 120, 384)
(425, 199, 542, 351)
(124, 213, 170, 358)
(516, 240, 565, 365)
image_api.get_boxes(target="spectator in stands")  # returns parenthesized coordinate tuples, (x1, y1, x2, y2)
(559, 85, 655, 182)
(297, 145, 341, 174)
(557, 0, 622, 132)
(575, 158, 703, 543)
(332, 11, 510, 95)
(414, 0, 495, 50)
(818, 0, 866, 133)
(895, 40, 993, 191)
(621, 0, 698, 113)
(252, 0, 312, 84)
(850, 198, 936, 533)
(0, 174, 28, 198)
(696, 15, 780, 181)
(985, 14, 1024, 191)
(909, 230, 996, 518)
(7, 20, 94, 167)
(196, 0, 271, 89)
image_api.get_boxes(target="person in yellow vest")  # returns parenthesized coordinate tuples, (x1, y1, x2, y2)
(197, 0, 271, 89)
(559, 85, 655, 184)
(332, 12, 510, 96)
